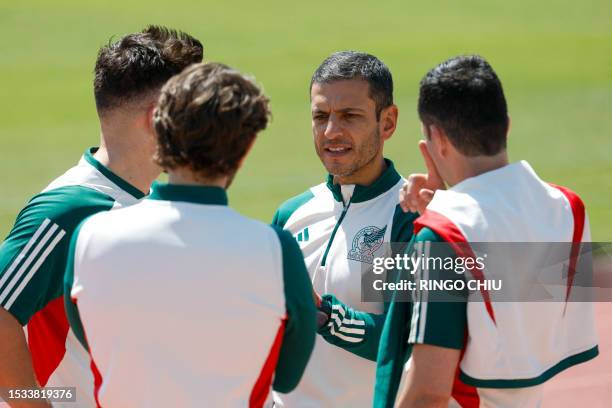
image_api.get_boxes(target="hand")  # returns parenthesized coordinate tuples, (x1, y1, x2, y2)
(312, 290, 331, 329)
(399, 141, 445, 214)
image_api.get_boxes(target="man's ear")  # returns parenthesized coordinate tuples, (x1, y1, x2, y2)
(429, 124, 449, 158)
(145, 105, 156, 133)
(379, 105, 398, 141)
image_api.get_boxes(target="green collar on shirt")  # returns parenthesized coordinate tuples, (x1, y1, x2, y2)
(326, 158, 401, 203)
(148, 182, 228, 206)
(84, 147, 146, 199)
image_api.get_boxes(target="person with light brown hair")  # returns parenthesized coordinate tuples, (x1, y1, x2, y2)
(0, 26, 202, 407)
(64, 63, 317, 407)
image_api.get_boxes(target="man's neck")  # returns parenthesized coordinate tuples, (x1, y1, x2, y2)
(167, 169, 228, 189)
(95, 127, 159, 195)
(334, 156, 387, 186)
(449, 151, 509, 186)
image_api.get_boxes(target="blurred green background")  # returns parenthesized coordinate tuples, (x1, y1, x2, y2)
(1, 0, 610, 239)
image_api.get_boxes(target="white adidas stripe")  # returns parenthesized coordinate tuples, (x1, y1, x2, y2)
(329, 310, 366, 328)
(417, 241, 431, 344)
(0, 219, 50, 292)
(338, 326, 365, 335)
(408, 241, 423, 344)
(332, 304, 346, 316)
(0, 219, 65, 307)
(4, 229, 66, 310)
(331, 305, 367, 326)
(329, 323, 362, 343)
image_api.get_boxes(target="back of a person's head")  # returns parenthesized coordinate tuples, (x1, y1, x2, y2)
(94, 25, 203, 114)
(153, 62, 270, 180)
(418, 55, 509, 156)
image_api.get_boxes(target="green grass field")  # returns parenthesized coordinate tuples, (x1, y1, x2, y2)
(1, 0, 610, 239)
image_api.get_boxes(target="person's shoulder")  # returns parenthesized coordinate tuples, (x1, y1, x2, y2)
(77, 197, 152, 232)
(19, 185, 115, 229)
(272, 187, 318, 228)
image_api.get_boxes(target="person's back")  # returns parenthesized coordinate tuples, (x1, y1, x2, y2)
(416, 160, 597, 406)
(375, 55, 598, 408)
(65, 62, 316, 407)
(68, 184, 309, 406)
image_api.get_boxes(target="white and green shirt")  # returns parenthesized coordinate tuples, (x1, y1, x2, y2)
(0, 148, 144, 407)
(272, 159, 418, 407)
(375, 161, 598, 408)
(64, 183, 316, 408)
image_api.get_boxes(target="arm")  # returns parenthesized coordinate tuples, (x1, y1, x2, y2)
(0, 308, 50, 408)
(317, 294, 388, 361)
(398, 228, 468, 407)
(374, 228, 467, 408)
(396, 344, 461, 408)
(271, 228, 317, 393)
(0, 187, 113, 405)
(0, 197, 71, 406)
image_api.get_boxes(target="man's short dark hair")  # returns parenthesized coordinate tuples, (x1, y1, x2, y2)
(310, 51, 393, 119)
(418, 55, 509, 156)
(153, 63, 270, 179)
(94, 25, 203, 112)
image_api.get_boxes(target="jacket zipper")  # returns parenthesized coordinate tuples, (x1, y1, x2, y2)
(320, 198, 352, 267)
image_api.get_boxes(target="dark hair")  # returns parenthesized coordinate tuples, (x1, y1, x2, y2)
(310, 51, 393, 119)
(153, 63, 270, 178)
(94, 25, 203, 112)
(418, 55, 509, 156)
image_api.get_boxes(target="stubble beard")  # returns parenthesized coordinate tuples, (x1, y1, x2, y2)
(321, 127, 382, 180)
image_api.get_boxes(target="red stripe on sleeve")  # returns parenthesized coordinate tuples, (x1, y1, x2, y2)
(249, 318, 287, 408)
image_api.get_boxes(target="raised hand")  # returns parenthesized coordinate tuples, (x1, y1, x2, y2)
(399, 141, 445, 214)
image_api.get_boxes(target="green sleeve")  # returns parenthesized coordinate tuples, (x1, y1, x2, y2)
(317, 294, 388, 361)
(271, 190, 314, 228)
(271, 226, 317, 393)
(63, 219, 89, 350)
(0, 186, 114, 325)
(406, 227, 467, 350)
(373, 227, 468, 408)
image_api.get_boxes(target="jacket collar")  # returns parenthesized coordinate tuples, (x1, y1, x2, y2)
(148, 182, 228, 206)
(84, 147, 146, 199)
(325, 158, 401, 204)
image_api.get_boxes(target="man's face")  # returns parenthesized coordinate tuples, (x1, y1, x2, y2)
(311, 80, 382, 179)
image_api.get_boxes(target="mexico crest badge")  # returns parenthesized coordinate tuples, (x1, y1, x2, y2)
(347, 225, 387, 264)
